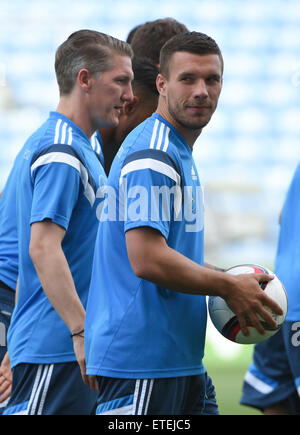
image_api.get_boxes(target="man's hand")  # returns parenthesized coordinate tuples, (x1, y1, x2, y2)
(0, 352, 12, 403)
(224, 273, 283, 336)
(71, 334, 99, 391)
(125, 227, 283, 337)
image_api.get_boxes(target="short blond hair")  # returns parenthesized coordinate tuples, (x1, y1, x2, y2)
(55, 29, 133, 95)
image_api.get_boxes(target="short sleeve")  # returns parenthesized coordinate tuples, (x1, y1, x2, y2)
(30, 159, 81, 230)
(120, 149, 182, 239)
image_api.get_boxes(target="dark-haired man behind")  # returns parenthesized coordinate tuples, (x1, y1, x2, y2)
(130, 17, 189, 66)
(126, 24, 143, 43)
(85, 31, 282, 415)
(97, 57, 159, 175)
(98, 17, 189, 175)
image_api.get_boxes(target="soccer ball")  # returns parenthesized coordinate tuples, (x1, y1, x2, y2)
(208, 264, 288, 344)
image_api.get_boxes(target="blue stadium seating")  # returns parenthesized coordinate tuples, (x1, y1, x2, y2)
(0, 0, 299, 266)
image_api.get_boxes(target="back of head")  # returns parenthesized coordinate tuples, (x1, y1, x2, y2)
(131, 57, 159, 98)
(159, 31, 224, 78)
(126, 24, 143, 43)
(130, 17, 188, 65)
(55, 29, 133, 96)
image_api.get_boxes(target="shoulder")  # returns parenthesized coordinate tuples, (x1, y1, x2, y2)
(121, 148, 181, 185)
(30, 116, 93, 172)
(125, 115, 175, 155)
(122, 115, 181, 168)
(109, 116, 182, 188)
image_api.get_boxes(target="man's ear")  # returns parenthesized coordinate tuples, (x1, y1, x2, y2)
(123, 96, 139, 116)
(77, 69, 93, 93)
(156, 74, 167, 96)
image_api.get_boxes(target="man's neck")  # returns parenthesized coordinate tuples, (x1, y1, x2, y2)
(98, 127, 115, 146)
(156, 103, 202, 150)
(56, 95, 94, 138)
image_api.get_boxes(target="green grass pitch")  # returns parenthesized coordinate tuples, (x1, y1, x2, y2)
(203, 323, 261, 415)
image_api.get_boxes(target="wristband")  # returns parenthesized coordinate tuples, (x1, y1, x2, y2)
(70, 329, 84, 338)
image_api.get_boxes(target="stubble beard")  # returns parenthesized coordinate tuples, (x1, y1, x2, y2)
(168, 101, 212, 131)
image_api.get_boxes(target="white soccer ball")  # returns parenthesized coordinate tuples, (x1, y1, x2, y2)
(208, 264, 288, 344)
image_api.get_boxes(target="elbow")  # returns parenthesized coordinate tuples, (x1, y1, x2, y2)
(130, 259, 150, 280)
(29, 240, 40, 264)
(129, 256, 161, 282)
(29, 239, 47, 265)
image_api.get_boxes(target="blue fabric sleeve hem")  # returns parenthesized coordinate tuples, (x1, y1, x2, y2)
(30, 213, 69, 230)
(124, 221, 169, 240)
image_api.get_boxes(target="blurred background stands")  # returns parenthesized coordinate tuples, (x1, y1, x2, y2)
(1, 0, 299, 415)
(0, 0, 299, 268)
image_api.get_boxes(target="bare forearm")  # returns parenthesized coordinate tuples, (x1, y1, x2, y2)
(149, 250, 231, 297)
(30, 235, 85, 334)
(126, 229, 231, 297)
(204, 262, 226, 273)
(126, 227, 282, 336)
(15, 278, 19, 304)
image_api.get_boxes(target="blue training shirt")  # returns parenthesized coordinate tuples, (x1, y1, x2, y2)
(0, 169, 18, 291)
(274, 162, 300, 321)
(85, 113, 207, 379)
(0, 130, 104, 294)
(91, 130, 105, 167)
(7, 111, 106, 367)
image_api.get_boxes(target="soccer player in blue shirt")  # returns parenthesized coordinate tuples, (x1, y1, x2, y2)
(85, 31, 283, 415)
(2, 30, 133, 415)
(241, 163, 300, 415)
